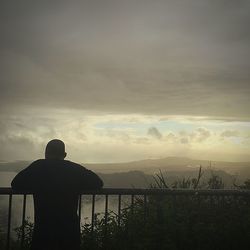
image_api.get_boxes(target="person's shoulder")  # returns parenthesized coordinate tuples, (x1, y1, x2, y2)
(29, 159, 46, 167)
(32, 159, 46, 164)
(16, 159, 45, 174)
(63, 160, 88, 171)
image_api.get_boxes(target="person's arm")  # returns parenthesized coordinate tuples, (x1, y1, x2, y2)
(79, 167, 103, 189)
(11, 163, 36, 190)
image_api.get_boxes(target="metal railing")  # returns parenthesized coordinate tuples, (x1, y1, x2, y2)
(0, 187, 250, 250)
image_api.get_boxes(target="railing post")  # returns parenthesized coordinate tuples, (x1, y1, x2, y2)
(91, 194, 95, 234)
(78, 195, 82, 226)
(156, 194, 164, 250)
(104, 194, 108, 249)
(129, 194, 135, 249)
(143, 194, 147, 224)
(21, 194, 27, 250)
(131, 194, 134, 215)
(6, 194, 12, 250)
(118, 194, 121, 227)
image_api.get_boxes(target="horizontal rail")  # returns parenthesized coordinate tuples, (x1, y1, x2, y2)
(0, 187, 250, 195)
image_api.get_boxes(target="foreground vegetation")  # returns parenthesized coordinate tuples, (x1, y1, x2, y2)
(1, 168, 250, 250)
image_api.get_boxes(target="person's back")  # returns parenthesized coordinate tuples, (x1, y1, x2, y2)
(11, 139, 103, 250)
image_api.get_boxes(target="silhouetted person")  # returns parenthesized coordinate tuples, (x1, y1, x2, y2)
(11, 139, 103, 250)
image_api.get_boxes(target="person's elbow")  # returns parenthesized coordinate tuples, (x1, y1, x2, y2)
(97, 178, 104, 189)
(11, 178, 23, 190)
(11, 179, 17, 189)
(88, 176, 104, 189)
(11, 174, 30, 191)
(91, 175, 103, 189)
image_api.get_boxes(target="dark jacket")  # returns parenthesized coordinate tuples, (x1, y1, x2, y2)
(11, 159, 103, 250)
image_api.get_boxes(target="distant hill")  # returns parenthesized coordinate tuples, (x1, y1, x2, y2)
(85, 157, 250, 177)
(1, 157, 250, 187)
(0, 160, 30, 173)
(99, 171, 153, 188)
(1, 157, 250, 176)
(98, 169, 236, 188)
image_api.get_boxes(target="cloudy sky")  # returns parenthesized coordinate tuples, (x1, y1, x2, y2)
(1, 0, 250, 163)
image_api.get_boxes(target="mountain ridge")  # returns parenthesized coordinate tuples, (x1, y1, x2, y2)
(0, 157, 250, 176)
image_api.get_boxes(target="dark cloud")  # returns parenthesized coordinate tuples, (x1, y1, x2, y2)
(180, 138, 189, 144)
(195, 128, 211, 142)
(0, 0, 250, 119)
(221, 130, 239, 138)
(147, 127, 162, 139)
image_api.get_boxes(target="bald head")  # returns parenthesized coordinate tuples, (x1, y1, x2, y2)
(45, 139, 67, 160)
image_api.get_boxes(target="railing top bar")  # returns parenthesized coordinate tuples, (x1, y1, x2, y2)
(0, 187, 250, 195)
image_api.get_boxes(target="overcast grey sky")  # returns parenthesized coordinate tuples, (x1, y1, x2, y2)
(1, 1, 250, 162)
